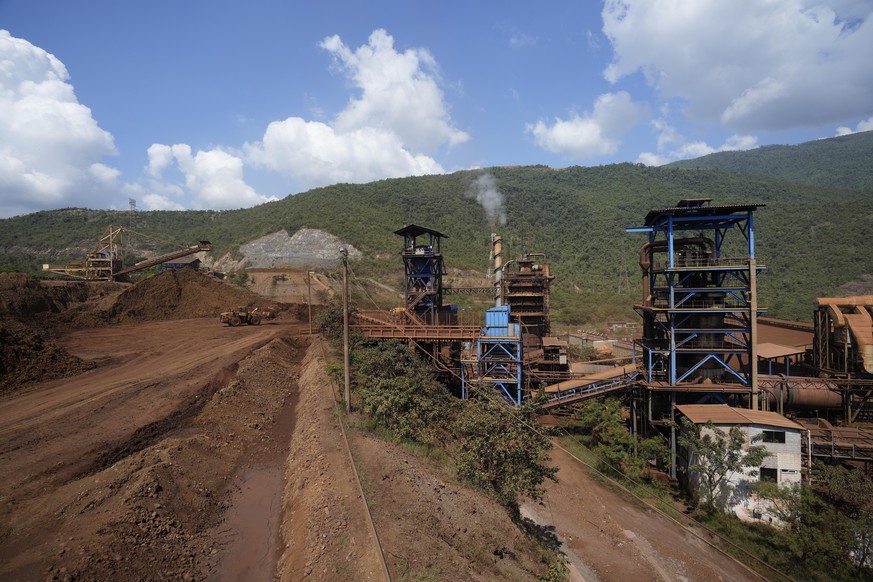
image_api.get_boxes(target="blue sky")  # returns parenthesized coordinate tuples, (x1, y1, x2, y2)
(1, 0, 872, 218)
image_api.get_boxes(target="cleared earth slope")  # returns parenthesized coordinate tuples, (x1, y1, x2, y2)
(0, 274, 768, 580)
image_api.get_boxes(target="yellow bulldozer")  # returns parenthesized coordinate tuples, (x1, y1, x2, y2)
(219, 306, 262, 326)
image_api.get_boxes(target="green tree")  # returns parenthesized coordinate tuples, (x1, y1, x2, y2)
(454, 395, 557, 513)
(678, 417, 768, 511)
(351, 340, 454, 444)
(575, 398, 668, 480)
(816, 464, 873, 575)
(576, 398, 633, 469)
(755, 480, 857, 580)
(315, 297, 357, 346)
(226, 270, 249, 287)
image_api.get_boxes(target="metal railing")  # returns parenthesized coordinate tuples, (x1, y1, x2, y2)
(652, 256, 759, 269)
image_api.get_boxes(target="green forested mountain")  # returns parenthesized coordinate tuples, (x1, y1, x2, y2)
(2, 137, 872, 324)
(665, 130, 873, 191)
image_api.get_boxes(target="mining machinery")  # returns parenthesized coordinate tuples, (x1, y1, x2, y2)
(813, 296, 873, 377)
(220, 306, 262, 326)
(42, 225, 212, 281)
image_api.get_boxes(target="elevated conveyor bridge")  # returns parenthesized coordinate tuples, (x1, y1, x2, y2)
(354, 324, 480, 343)
(539, 364, 641, 410)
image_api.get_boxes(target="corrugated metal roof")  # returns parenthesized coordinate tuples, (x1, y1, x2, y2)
(643, 203, 765, 226)
(393, 224, 448, 239)
(737, 408, 803, 430)
(757, 342, 806, 359)
(675, 404, 802, 430)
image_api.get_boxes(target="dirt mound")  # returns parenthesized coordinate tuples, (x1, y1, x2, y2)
(0, 273, 111, 391)
(0, 320, 95, 395)
(107, 269, 264, 322)
(0, 272, 91, 320)
(0, 327, 308, 580)
(0, 269, 292, 390)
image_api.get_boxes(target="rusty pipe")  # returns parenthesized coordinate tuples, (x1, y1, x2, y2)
(816, 296, 873, 373)
(816, 295, 873, 307)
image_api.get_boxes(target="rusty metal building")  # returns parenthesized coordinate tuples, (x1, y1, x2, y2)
(627, 199, 766, 408)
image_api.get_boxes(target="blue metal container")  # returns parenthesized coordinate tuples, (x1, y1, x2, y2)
(485, 306, 510, 328)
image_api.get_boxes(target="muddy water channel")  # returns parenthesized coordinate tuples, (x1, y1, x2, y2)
(214, 388, 299, 580)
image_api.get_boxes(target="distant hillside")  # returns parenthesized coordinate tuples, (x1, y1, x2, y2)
(665, 130, 873, 191)
(2, 136, 872, 324)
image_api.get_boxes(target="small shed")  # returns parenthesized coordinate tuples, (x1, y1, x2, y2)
(160, 255, 202, 272)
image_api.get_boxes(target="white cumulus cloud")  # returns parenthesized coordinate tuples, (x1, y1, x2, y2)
(1, 27, 467, 217)
(602, 0, 873, 131)
(836, 115, 873, 135)
(0, 29, 119, 217)
(144, 144, 276, 211)
(246, 118, 443, 186)
(525, 91, 649, 158)
(245, 29, 466, 190)
(325, 29, 469, 151)
(638, 118, 759, 166)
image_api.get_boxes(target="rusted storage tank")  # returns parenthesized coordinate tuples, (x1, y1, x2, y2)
(766, 378, 843, 410)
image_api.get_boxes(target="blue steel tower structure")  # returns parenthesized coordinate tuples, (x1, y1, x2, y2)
(628, 199, 767, 413)
(461, 306, 524, 405)
(394, 224, 448, 325)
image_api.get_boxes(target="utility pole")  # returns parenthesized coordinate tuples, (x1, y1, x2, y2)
(340, 248, 351, 413)
(749, 258, 759, 410)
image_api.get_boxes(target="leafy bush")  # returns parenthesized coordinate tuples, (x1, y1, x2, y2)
(226, 270, 249, 287)
(348, 340, 558, 513)
(454, 395, 557, 511)
(752, 463, 873, 580)
(574, 397, 668, 480)
(352, 340, 455, 444)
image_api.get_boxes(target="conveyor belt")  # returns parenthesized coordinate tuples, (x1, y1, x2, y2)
(539, 364, 640, 409)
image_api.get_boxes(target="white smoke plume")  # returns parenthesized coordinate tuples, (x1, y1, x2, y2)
(467, 172, 507, 226)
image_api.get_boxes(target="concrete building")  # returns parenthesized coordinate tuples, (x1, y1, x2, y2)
(675, 404, 803, 521)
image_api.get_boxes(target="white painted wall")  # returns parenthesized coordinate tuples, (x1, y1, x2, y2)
(680, 422, 802, 522)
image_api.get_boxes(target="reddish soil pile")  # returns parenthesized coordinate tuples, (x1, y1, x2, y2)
(0, 315, 310, 580)
(0, 320, 95, 395)
(0, 273, 98, 393)
(0, 272, 91, 318)
(0, 270, 283, 392)
(106, 269, 265, 322)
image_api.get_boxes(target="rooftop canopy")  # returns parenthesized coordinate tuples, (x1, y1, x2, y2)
(676, 404, 802, 431)
(642, 200, 765, 227)
(393, 224, 448, 239)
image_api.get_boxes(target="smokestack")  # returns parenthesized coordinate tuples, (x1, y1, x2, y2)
(492, 227, 503, 306)
(492, 229, 503, 281)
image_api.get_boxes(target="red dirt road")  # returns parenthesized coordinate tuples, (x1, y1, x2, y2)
(0, 317, 305, 579)
(522, 443, 766, 581)
(1, 318, 298, 498)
